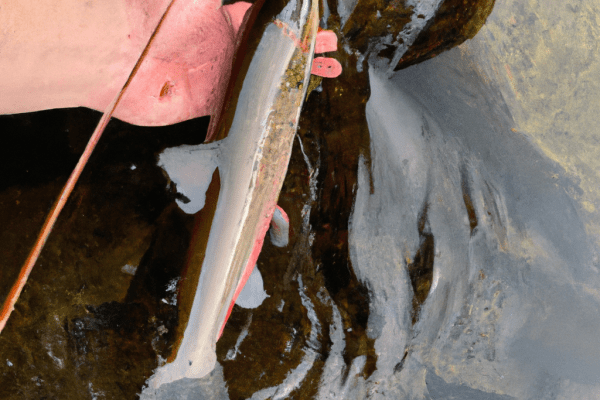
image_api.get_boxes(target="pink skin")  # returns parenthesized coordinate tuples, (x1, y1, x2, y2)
(0, 0, 252, 127)
(87, 0, 253, 126)
(1, 0, 341, 125)
(315, 29, 338, 53)
(311, 57, 342, 78)
(311, 31, 341, 78)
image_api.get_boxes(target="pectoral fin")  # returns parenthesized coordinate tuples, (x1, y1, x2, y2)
(158, 140, 225, 214)
(235, 265, 269, 309)
(269, 205, 290, 247)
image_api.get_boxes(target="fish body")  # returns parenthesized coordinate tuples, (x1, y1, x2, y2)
(151, 0, 319, 388)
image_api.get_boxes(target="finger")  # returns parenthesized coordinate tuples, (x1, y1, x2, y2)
(222, 2, 253, 38)
(315, 29, 338, 53)
(311, 56, 342, 78)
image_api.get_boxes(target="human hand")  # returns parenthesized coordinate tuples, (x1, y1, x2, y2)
(1, 0, 342, 127)
(85, 0, 253, 126)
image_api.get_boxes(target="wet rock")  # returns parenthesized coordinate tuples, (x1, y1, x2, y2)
(332, 0, 495, 71)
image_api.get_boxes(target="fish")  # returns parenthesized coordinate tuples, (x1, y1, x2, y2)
(148, 0, 321, 388)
